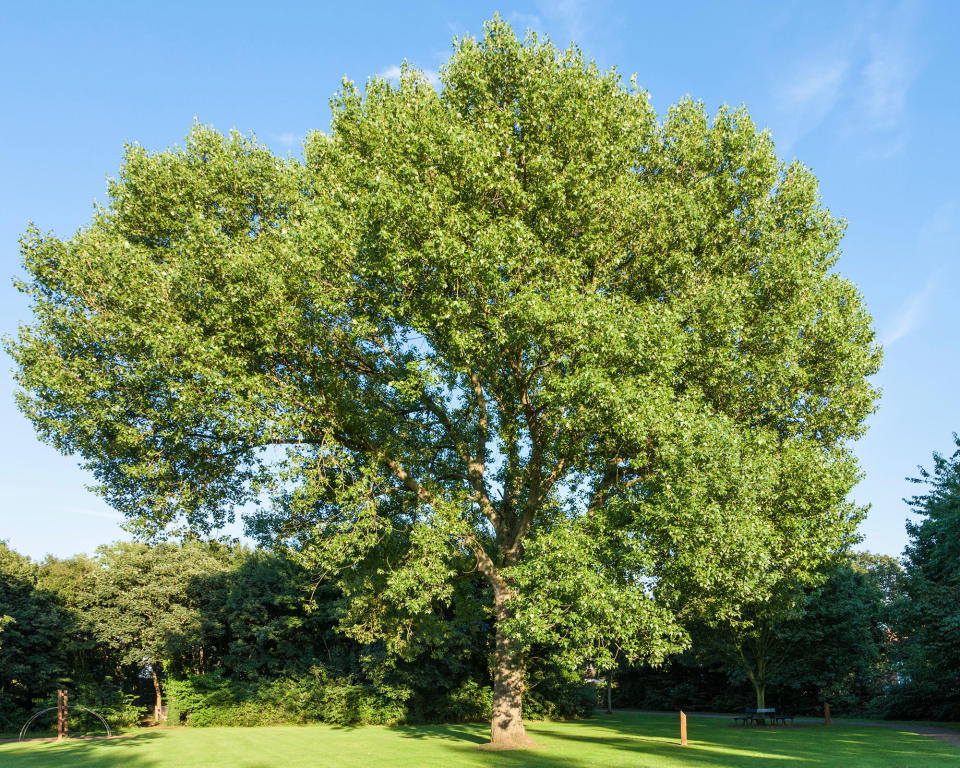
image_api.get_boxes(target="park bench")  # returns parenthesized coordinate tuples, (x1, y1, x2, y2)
(733, 708, 777, 725)
(751, 708, 776, 725)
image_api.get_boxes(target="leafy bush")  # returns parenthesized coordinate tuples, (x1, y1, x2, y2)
(524, 664, 596, 720)
(166, 669, 411, 727)
(72, 684, 142, 730)
(436, 680, 492, 722)
(320, 679, 409, 725)
(872, 680, 960, 722)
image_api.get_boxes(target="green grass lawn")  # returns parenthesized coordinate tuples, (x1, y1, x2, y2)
(1, 712, 958, 768)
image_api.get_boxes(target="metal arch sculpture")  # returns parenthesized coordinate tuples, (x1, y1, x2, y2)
(18, 704, 112, 742)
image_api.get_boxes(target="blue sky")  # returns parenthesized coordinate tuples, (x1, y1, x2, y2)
(1, 1, 957, 561)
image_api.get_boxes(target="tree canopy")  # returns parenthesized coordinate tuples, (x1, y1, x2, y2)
(0, 543, 66, 726)
(8, 17, 880, 746)
(716, 552, 896, 710)
(889, 435, 960, 719)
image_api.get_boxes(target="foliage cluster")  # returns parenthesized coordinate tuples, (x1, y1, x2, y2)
(5, 531, 954, 730)
(0, 543, 143, 732)
(614, 551, 901, 716)
(0, 539, 591, 733)
(158, 670, 587, 727)
(880, 436, 960, 720)
(607, 439, 960, 722)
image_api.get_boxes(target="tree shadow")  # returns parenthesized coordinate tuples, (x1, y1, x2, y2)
(417, 715, 960, 768)
(2, 720, 958, 768)
(393, 722, 488, 743)
(0, 731, 164, 768)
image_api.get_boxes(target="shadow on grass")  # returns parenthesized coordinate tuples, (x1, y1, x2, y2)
(0, 732, 165, 768)
(393, 713, 960, 768)
(2, 716, 958, 768)
(392, 722, 489, 744)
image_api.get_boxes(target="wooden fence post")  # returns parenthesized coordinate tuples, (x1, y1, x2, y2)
(680, 710, 688, 746)
(824, 702, 831, 726)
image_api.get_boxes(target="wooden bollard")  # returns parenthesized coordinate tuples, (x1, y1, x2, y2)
(824, 702, 831, 725)
(57, 690, 66, 741)
(680, 710, 688, 746)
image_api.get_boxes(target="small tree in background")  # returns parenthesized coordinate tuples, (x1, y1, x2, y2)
(718, 552, 895, 711)
(78, 542, 229, 720)
(8, 17, 880, 747)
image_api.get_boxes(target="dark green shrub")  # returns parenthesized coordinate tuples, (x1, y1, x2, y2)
(436, 680, 492, 722)
(165, 668, 411, 727)
(524, 664, 596, 719)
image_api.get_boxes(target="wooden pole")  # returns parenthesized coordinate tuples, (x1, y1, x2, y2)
(57, 690, 64, 741)
(680, 710, 688, 746)
(824, 702, 831, 725)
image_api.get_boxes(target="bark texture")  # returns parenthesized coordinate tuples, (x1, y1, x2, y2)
(480, 593, 535, 749)
(754, 682, 766, 710)
(151, 666, 164, 721)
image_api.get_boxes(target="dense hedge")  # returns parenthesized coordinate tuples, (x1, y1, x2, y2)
(163, 667, 595, 728)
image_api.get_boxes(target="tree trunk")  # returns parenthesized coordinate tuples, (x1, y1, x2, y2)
(151, 665, 164, 722)
(481, 593, 535, 749)
(606, 672, 613, 714)
(754, 682, 765, 710)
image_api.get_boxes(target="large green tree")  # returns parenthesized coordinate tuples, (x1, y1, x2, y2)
(76, 542, 229, 719)
(8, 19, 880, 746)
(717, 552, 895, 710)
(891, 435, 960, 718)
(0, 544, 68, 729)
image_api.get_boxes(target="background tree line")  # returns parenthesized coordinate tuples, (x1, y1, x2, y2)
(614, 435, 960, 721)
(0, 538, 593, 734)
(2, 433, 959, 732)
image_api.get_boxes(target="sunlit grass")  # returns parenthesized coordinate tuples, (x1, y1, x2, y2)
(2, 712, 958, 767)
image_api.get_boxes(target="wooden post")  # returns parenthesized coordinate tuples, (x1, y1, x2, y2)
(824, 702, 831, 725)
(57, 690, 64, 741)
(680, 710, 688, 746)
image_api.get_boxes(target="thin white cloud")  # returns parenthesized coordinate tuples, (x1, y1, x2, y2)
(774, 57, 850, 153)
(377, 64, 440, 88)
(535, 0, 588, 44)
(785, 60, 850, 105)
(863, 38, 911, 125)
(881, 278, 935, 348)
(378, 64, 403, 80)
(917, 201, 959, 248)
(69, 506, 125, 522)
(771, 0, 925, 156)
(861, 1, 924, 123)
(882, 200, 959, 347)
(508, 11, 543, 36)
(274, 132, 298, 148)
